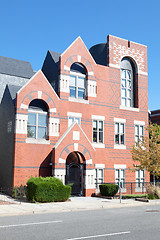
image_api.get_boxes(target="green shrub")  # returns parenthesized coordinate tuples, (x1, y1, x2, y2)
(26, 177, 71, 202)
(146, 185, 160, 199)
(147, 194, 159, 200)
(99, 184, 118, 197)
(122, 194, 146, 199)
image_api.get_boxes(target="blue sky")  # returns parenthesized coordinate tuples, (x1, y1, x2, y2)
(0, 0, 159, 110)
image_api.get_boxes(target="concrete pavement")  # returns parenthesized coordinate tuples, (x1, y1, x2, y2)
(0, 193, 160, 217)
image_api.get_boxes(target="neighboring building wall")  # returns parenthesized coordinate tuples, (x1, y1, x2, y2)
(150, 110, 160, 125)
(0, 87, 15, 189)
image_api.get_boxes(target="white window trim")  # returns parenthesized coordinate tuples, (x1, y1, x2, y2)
(69, 70, 86, 100)
(134, 120, 145, 126)
(92, 143, 105, 148)
(26, 138, 50, 144)
(27, 109, 48, 140)
(67, 112, 82, 118)
(92, 119, 104, 144)
(114, 121, 126, 148)
(92, 115, 105, 121)
(120, 105, 139, 112)
(69, 97, 89, 104)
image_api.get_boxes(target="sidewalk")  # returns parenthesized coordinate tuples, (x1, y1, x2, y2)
(1, 194, 160, 217)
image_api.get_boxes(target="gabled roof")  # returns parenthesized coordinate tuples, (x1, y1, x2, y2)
(48, 51, 61, 65)
(54, 121, 95, 150)
(0, 56, 34, 78)
(7, 84, 22, 100)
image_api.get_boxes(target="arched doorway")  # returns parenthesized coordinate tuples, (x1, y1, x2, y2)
(66, 152, 85, 196)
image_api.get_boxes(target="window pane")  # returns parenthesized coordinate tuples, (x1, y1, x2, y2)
(135, 136, 139, 143)
(121, 88, 126, 97)
(128, 98, 131, 107)
(99, 169, 103, 178)
(38, 127, 46, 139)
(93, 132, 97, 143)
(99, 121, 103, 131)
(120, 134, 124, 144)
(78, 88, 85, 99)
(38, 114, 47, 127)
(141, 170, 144, 178)
(135, 125, 139, 135)
(120, 123, 124, 134)
(70, 75, 76, 86)
(115, 134, 119, 144)
(99, 131, 103, 143)
(75, 118, 80, 125)
(93, 120, 97, 130)
(128, 90, 131, 98)
(121, 98, 126, 106)
(136, 170, 139, 178)
(78, 77, 85, 88)
(115, 169, 119, 179)
(115, 123, 119, 134)
(27, 126, 36, 138)
(127, 71, 131, 80)
(122, 79, 126, 88)
(121, 70, 126, 79)
(68, 117, 74, 126)
(127, 80, 131, 89)
(140, 126, 144, 136)
(28, 113, 36, 125)
(70, 86, 76, 98)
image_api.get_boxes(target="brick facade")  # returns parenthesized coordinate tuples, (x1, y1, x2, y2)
(1, 35, 149, 196)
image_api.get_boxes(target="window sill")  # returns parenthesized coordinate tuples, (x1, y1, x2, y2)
(135, 187, 146, 193)
(26, 138, 50, 145)
(92, 143, 105, 148)
(118, 188, 126, 193)
(120, 105, 139, 112)
(69, 97, 89, 104)
(114, 144, 126, 149)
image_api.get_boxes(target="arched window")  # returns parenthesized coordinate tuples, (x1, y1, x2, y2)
(27, 99, 48, 139)
(69, 63, 86, 99)
(120, 57, 136, 108)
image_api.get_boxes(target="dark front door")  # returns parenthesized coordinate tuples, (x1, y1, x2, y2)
(67, 163, 81, 195)
(66, 152, 84, 196)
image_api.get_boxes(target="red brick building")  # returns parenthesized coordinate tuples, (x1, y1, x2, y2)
(0, 35, 149, 196)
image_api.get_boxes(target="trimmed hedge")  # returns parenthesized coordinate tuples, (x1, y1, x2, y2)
(26, 177, 71, 202)
(99, 184, 118, 197)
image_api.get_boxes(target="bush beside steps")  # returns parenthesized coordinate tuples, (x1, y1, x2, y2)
(99, 184, 119, 197)
(26, 177, 71, 203)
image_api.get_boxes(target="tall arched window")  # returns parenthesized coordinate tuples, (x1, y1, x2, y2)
(69, 63, 86, 99)
(120, 57, 136, 108)
(27, 99, 48, 139)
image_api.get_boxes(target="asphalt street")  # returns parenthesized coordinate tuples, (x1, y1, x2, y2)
(0, 204, 160, 240)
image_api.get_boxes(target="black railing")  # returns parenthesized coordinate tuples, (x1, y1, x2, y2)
(96, 182, 155, 195)
(0, 186, 26, 204)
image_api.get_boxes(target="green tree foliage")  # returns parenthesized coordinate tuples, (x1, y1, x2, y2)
(132, 123, 160, 180)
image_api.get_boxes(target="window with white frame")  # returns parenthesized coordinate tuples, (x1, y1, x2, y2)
(27, 99, 48, 140)
(120, 57, 136, 108)
(121, 69, 132, 107)
(136, 170, 145, 187)
(115, 169, 125, 187)
(69, 73, 86, 99)
(68, 116, 81, 127)
(95, 169, 104, 185)
(135, 125, 144, 143)
(115, 122, 125, 145)
(93, 120, 103, 143)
